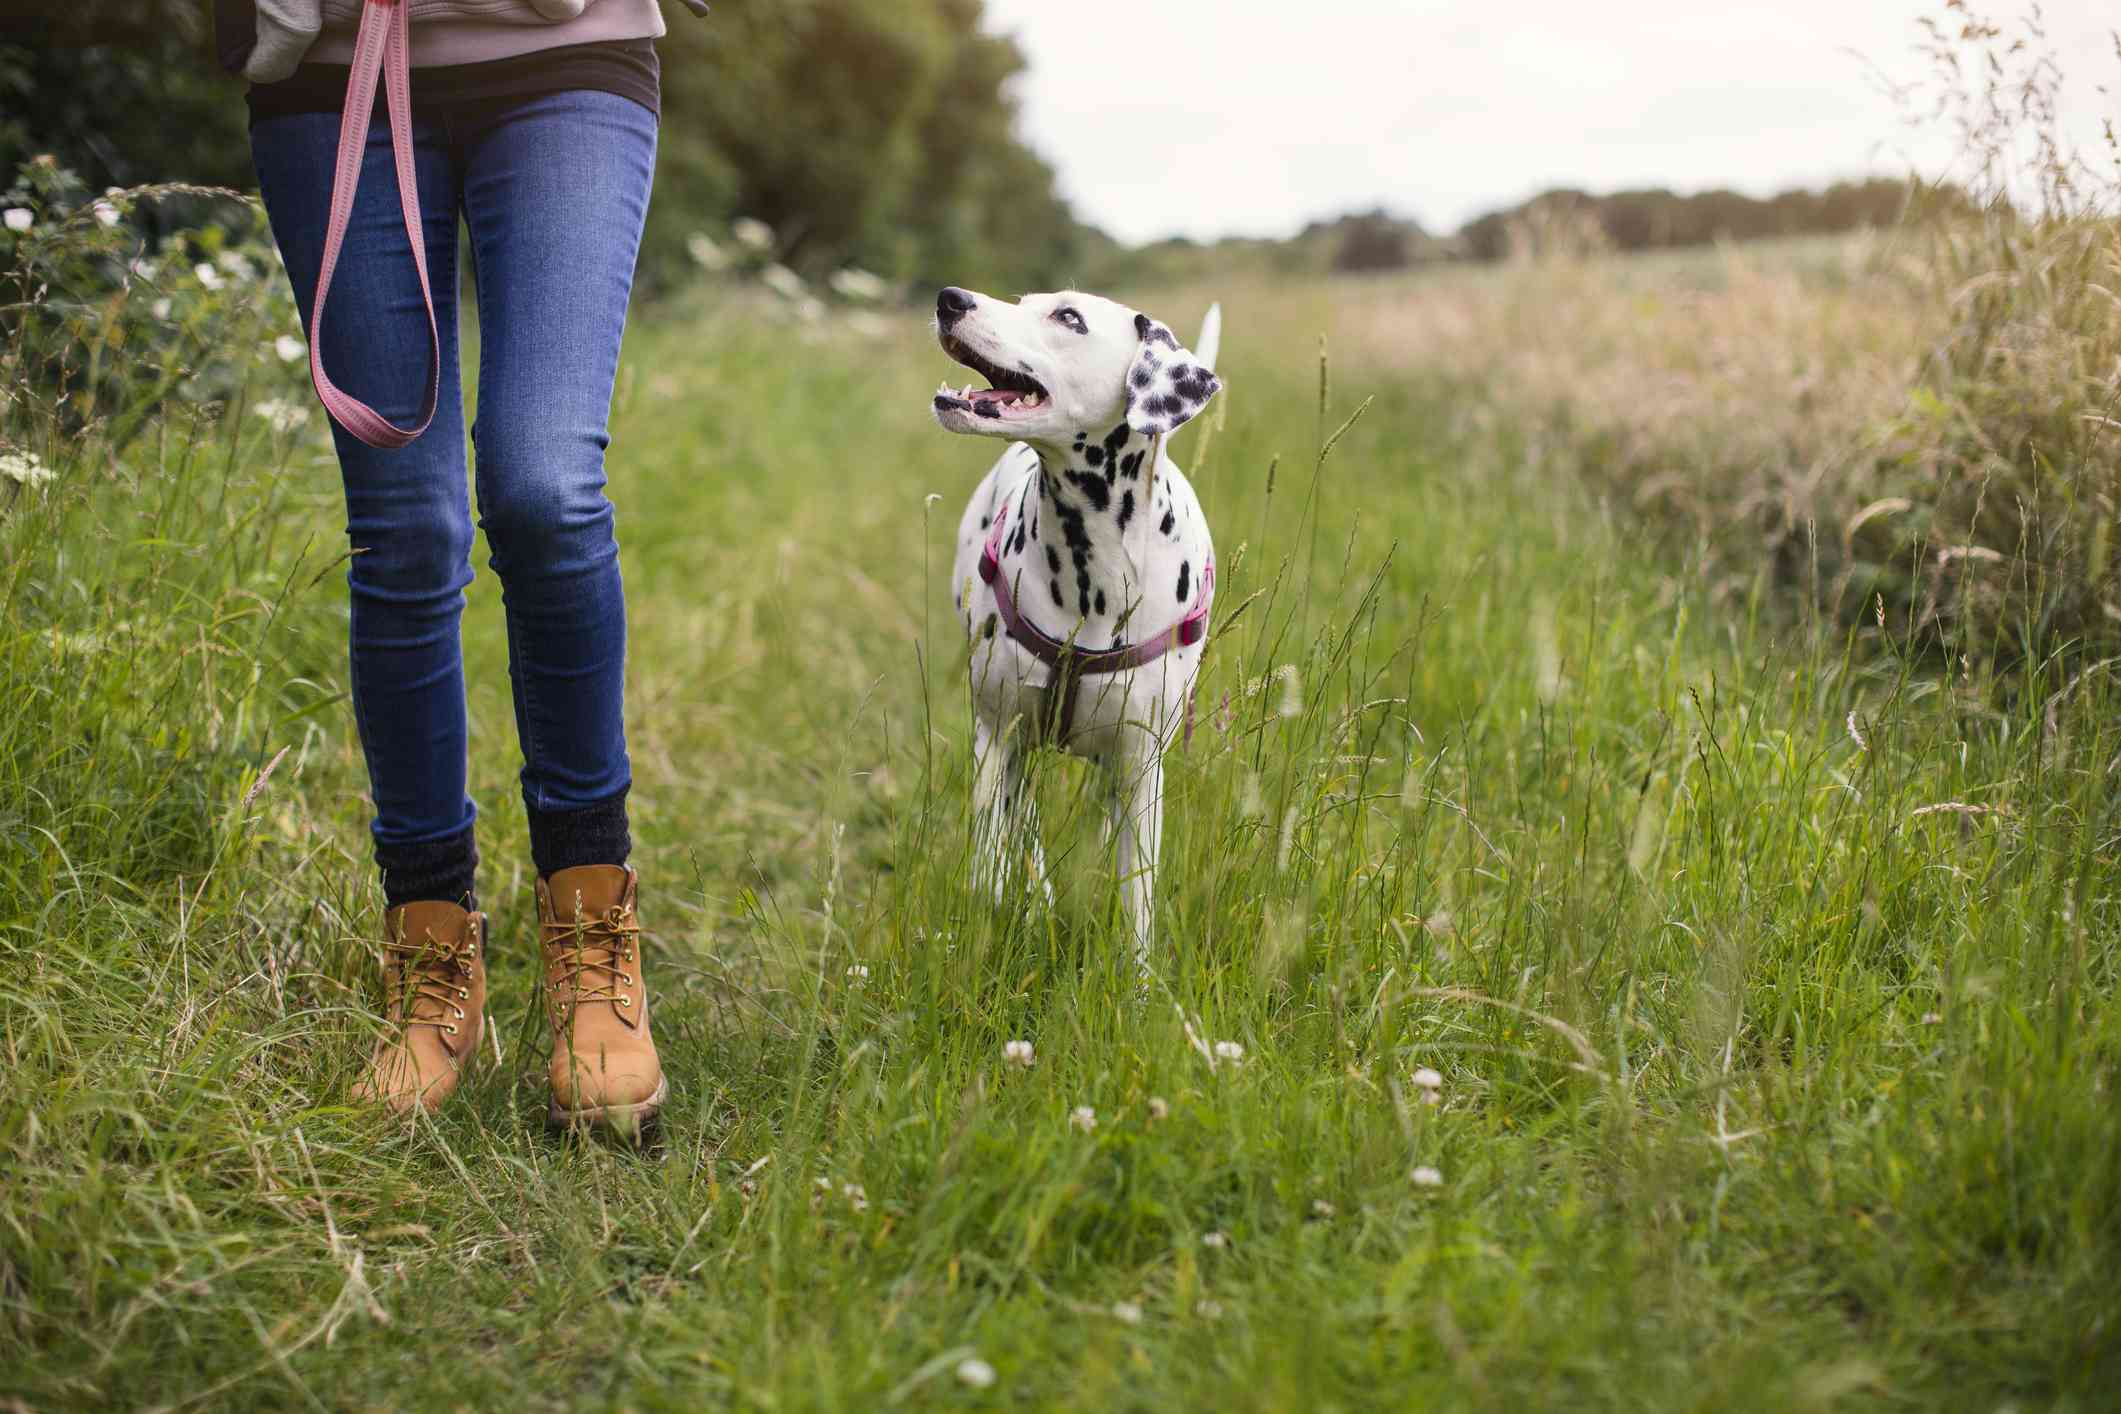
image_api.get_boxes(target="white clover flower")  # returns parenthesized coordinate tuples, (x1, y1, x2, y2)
(253, 397, 309, 433)
(1070, 1105, 1097, 1133)
(194, 262, 224, 292)
(1410, 1165, 1444, 1189)
(216, 249, 257, 282)
(273, 334, 306, 363)
(1111, 1301, 1143, 1325)
(1003, 1040, 1035, 1068)
(128, 257, 158, 281)
(1213, 1040, 1245, 1065)
(0, 450, 54, 489)
(841, 1182, 868, 1212)
(151, 298, 173, 320)
(1195, 1299, 1224, 1320)
(731, 216, 774, 251)
(829, 266, 888, 302)
(684, 231, 730, 271)
(91, 199, 120, 228)
(1201, 1230, 1229, 1249)
(3, 208, 31, 233)
(845, 963, 869, 981)
(1411, 1066, 1443, 1091)
(1147, 1096, 1169, 1121)
(955, 1357, 996, 1389)
(1311, 1199, 1335, 1218)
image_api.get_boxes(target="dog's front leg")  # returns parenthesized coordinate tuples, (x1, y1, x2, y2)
(972, 715, 1049, 904)
(1110, 740, 1166, 980)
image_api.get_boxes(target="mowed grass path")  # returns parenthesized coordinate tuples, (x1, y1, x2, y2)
(4, 271, 2119, 1410)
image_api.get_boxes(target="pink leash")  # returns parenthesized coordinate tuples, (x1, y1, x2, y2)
(306, 0, 440, 448)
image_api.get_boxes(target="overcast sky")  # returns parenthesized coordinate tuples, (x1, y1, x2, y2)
(979, 0, 2120, 244)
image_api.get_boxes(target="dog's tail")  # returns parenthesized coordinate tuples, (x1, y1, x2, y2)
(1194, 302, 1222, 373)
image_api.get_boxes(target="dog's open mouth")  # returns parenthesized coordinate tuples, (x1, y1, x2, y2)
(934, 334, 1049, 419)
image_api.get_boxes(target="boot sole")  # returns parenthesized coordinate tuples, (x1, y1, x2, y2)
(547, 1074, 669, 1140)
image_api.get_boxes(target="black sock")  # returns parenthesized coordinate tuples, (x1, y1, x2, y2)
(526, 787, 632, 878)
(375, 824, 478, 910)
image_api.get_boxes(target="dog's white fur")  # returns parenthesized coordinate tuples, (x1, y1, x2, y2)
(932, 288, 1222, 969)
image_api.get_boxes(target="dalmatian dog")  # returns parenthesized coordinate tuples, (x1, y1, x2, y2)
(933, 286, 1223, 971)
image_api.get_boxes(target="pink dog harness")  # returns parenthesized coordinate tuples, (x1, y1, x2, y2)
(978, 491, 1213, 746)
(308, 0, 441, 448)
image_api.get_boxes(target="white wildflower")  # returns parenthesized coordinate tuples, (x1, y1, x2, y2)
(3, 208, 31, 232)
(955, 1357, 996, 1389)
(1311, 1199, 1335, 1218)
(1921, 1011, 1943, 1025)
(731, 216, 774, 251)
(1003, 1040, 1035, 1068)
(216, 249, 257, 283)
(1411, 1066, 1443, 1104)
(846, 963, 870, 981)
(841, 1182, 868, 1212)
(194, 261, 224, 292)
(1070, 1105, 1097, 1133)
(91, 199, 120, 228)
(1111, 1301, 1143, 1325)
(1201, 1231, 1228, 1249)
(759, 262, 806, 301)
(829, 266, 888, 302)
(253, 398, 309, 434)
(1195, 1299, 1224, 1320)
(151, 298, 173, 320)
(1213, 1040, 1245, 1065)
(1410, 1165, 1444, 1189)
(1147, 1096, 1169, 1121)
(128, 257, 158, 281)
(684, 231, 730, 271)
(0, 450, 54, 489)
(273, 334, 306, 363)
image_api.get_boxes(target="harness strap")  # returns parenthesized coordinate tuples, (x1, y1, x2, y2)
(978, 494, 1213, 746)
(307, 0, 441, 449)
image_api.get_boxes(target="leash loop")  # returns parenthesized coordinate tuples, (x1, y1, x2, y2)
(306, 0, 441, 449)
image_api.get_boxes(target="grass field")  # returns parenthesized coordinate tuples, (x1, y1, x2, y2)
(5, 249, 2121, 1410)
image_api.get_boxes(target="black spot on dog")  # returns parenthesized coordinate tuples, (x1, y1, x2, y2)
(980, 515, 990, 529)
(1044, 543, 1061, 574)
(1064, 470, 1109, 513)
(1077, 569, 1091, 614)
(1117, 489, 1135, 531)
(1120, 450, 1144, 479)
(982, 613, 997, 640)
(1177, 561, 1191, 602)
(1050, 579, 1064, 606)
(1095, 589, 1106, 615)
(1085, 444, 1104, 468)
(1160, 508, 1176, 535)
(1130, 366, 1153, 389)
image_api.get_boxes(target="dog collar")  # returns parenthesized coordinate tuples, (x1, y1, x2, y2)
(977, 495, 1212, 744)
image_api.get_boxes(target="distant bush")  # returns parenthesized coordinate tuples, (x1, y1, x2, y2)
(1460, 179, 1922, 262)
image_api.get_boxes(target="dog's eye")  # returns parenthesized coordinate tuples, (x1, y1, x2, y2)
(1051, 306, 1087, 334)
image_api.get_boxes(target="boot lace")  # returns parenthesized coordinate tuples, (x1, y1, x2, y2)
(544, 897, 640, 1016)
(384, 927, 478, 1036)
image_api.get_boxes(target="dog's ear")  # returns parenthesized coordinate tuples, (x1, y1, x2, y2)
(1124, 312, 1222, 436)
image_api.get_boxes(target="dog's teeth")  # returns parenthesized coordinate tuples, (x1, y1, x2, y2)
(1023, 393, 1042, 407)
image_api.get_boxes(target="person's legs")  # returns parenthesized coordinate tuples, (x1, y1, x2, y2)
(456, 91, 664, 1135)
(458, 90, 656, 872)
(252, 108, 478, 906)
(253, 109, 487, 1113)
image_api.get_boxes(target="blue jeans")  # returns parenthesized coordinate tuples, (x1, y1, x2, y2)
(252, 89, 656, 899)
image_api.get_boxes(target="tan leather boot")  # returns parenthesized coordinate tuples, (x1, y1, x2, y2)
(538, 864, 667, 1135)
(352, 900, 486, 1114)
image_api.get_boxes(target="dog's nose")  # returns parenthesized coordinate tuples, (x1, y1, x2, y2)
(936, 286, 976, 326)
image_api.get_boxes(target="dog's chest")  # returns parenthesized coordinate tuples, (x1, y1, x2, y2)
(952, 441, 1214, 752)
